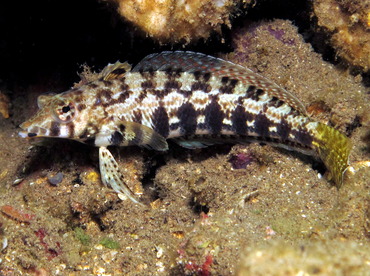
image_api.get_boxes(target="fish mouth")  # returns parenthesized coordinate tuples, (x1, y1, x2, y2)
(18, 124, 48, 138)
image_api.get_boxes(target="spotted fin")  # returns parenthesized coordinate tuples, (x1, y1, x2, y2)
(99, 146, 145, 206)
(133, 51, 306, 114)
(100, 61, 132, 81)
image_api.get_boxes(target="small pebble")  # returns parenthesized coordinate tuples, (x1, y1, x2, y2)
(2, 237, 7, 250)
(47, 172, 64, 186)
(229, 152, 254, 169)
(12, 178, 23, 186)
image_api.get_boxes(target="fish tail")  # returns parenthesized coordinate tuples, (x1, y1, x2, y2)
(312, 122, 352, 186)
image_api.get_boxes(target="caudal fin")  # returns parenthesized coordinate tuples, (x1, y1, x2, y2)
(312, 122, 352, 186)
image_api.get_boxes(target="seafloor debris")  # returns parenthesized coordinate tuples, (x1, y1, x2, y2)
(313, 0, 370, 72)
(74, 227, 91, 246)
(0, 205, 35, 223)
(106, 0, 248, 43)
(35, 228, 62, 260)
(229, 151, 255, 169)
(47, 172, 64, 186)
(100, 237, 120, 249)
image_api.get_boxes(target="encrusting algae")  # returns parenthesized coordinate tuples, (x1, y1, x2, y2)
(18, 51, 351, 204)
(106, 0, 243, 43)
(313, 0, 370, 72)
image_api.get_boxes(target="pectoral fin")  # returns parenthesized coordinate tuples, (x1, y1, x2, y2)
(121, 121, 169, 151)
(99, 146, 145, 206)
(95, 121, 168, 151)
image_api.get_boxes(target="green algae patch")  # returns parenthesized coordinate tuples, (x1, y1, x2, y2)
(100, 237, 120, 249)
(74, 227, 91, 246)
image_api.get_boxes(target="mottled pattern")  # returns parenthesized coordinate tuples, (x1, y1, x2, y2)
(19, 51, 351, 187)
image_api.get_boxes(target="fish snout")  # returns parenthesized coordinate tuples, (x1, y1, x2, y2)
(18, 123, 48, 138)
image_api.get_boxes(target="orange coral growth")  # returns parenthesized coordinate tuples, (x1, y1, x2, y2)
(0, 92, 10, 118)
(109, 0, 240, 43)
(313, 0, 370, 71)
(1, 205, 35, 223)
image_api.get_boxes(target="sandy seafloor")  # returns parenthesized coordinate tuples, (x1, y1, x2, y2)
(0, 4, 370, 276)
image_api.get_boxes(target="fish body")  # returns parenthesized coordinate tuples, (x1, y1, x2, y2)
(19, 52, 351, 204)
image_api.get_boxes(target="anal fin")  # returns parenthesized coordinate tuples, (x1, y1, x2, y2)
(99, 146, 145, 206)
(172, 137, 215, 149)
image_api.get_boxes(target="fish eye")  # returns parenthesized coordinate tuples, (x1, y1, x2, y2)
(53, 101, 77, 123)
(62, 106, 70, 113)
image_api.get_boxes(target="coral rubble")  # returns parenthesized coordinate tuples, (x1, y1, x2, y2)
(313, 0, 370, 72)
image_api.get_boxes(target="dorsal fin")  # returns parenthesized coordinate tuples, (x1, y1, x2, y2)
(101, 61, 132, 81)
(133, 51, 306, 114)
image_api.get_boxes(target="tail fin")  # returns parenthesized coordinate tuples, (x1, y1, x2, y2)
(312, 122, 352, 186)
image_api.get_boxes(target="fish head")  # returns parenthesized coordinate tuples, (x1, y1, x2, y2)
(19, 89, 95, 142)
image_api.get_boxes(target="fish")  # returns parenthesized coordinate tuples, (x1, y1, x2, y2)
(19, 51, 351, 205)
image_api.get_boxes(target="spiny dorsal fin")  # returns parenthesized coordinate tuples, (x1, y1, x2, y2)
(101, 61, 132, 81)
(133, 51, 306, 115)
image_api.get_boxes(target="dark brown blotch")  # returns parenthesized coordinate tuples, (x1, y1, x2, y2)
(141, 80, 155, 89)
(165, 80, 182, 90)
(50, 121, 60, 136)
(119, 124, 126, 132)
(110, 131, 124, 145)
(191, 82, 211, 92)
(291, 129, 313, 147)
(152, 105, 169, 138)
(102, 80, 113, 87)
(204, 99, 224, 134)
(165, 67, 182, 78)
(178, 90, 192, 98)
(118, 92, 130, 103)
(246, 85, 256, 97)
(231, 105, 250, 135)
(177, 102, 198, 136)
(111, 68, 128, 76)
(254, 112, 271, 137)
(203, 72, 211, 82)
(77, 104, 86, 112)
(133, 111, 142, 124)
(193, 70, 201, 80)
(267, 96, 285, 108)
(120, 83, 129, 91)
(88, 83, 98, 89)
(68, 123, 75, 137)
(219, 78, 238, 94)
(276, 118, 291, 141)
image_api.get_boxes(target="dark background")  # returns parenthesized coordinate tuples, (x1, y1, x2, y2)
(0, 0, 314, 89)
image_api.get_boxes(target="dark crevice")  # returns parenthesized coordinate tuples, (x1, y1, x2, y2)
(141, 152, 167, 201)
(190, 198, 210, 215)
(346, 115, 362, 137)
